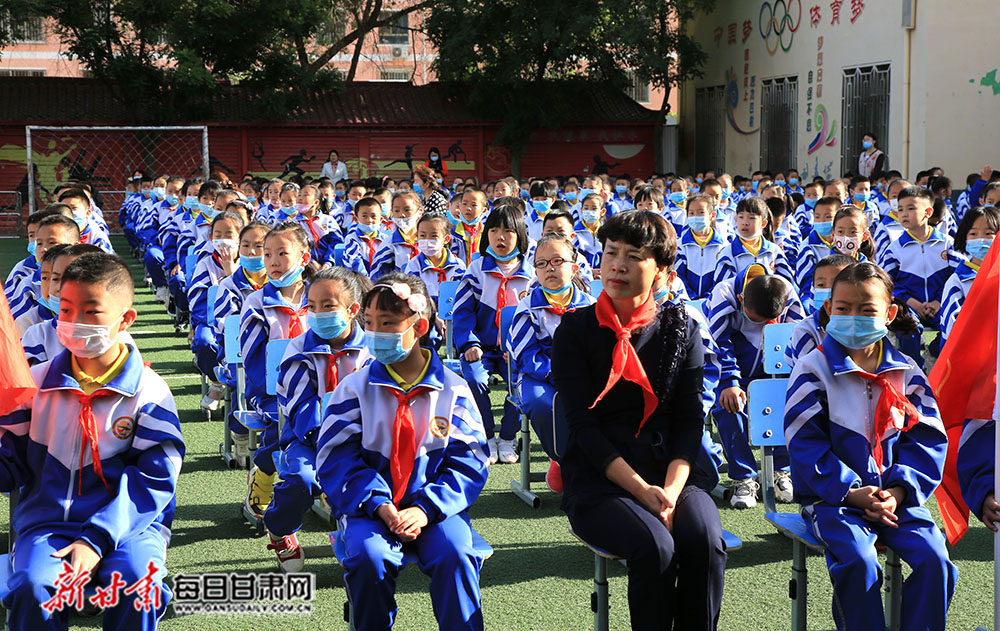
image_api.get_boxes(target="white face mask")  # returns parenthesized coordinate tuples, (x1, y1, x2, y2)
(889, 198, 899, 212)
(417, 239, 444, 258)
(395, 216, 417, 233)
(832, 234, 862, 255)
(213, 238, 239, 257)
(57, 316, 124, 359)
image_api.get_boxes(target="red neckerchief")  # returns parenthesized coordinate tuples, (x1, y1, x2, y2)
(74, 390, 115, 495)
(387, 386, 430, 505)
(325, 349, 349, 393)
(398, 229, 419, 260)
(276, 306, 307, 338)
(590, 290, 659, 435)
(362, 235, 378, 266)
(487, 270, 513, 344)
(304, 216, 323, 245)
(462, 223, 482, 265)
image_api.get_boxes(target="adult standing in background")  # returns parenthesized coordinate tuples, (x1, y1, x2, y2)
(321, 149, 349, 186)
(426, 147, 448, 179)
(858, 132, 887, 179)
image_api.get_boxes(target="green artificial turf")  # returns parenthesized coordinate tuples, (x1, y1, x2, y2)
(0, 235, 995, 630)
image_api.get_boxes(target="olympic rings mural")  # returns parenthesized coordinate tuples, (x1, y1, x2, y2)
(759, 0, 802, 55)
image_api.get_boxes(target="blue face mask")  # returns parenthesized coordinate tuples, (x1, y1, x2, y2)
(365, 322, 417, 365)
(721, 189, 731, 200)
(581, 209, 601, 225)
(48, 293, 60, 316)
(775, 180, 786, 188)
(240, 255, 265, 272)
(358, 222, 378, 235)
(813, 221, 833, 237)
(381, 202, 392, 218)
(812, 288, 831, 314)
(565, 191, 578, 202)
(696, 178, 704, 185)
(540, 284, 572, 296)
(615, 185, 627, 196)
(335, 190, 346, 199)
(966, 238, 993, 260)
(532, 200, 552, 216)
(863, 140, 874, 150)
(804, 197, 818, 209)
(653, 286, 671, 303)
(279, 205, 297, 218)
(687, 215, 711, 232)
(165, 194, 179, 207)
(519, 189, 530, 200)
(248, 196, 257, 204)
(27, 240, 36, 257)
(853, 192, 870, 204)
(487, 245, 519, 262)
(751, 180, 760, 192)
(789, 178, 799, 187)
(825, 315, 888, 349)
(413, 182, 424, 195)
(579, 188, 596, 199)
(447, 212, 461, 226)
(309, 310, 349, 340)
(270, 265, 303, 288)
(199, 202, 215, 217)
(184, 196, 198, 211)
(669, 191, 687, 206)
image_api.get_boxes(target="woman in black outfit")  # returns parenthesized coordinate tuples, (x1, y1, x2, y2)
(551, 210, 726, 630)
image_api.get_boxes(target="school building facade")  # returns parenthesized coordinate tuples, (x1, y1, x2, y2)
(678, 0, 999, 181)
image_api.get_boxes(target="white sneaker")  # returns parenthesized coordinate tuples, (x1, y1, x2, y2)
(487, 438, 499, 465)
(496, 439, 518, 464)
(774, 471, 795, 504)
(155, 286, 169, 301)
(730, 478, 760, 509)
(200, 382, 226, 411)
(266, 531, 305, 573)
(234, 434, 250, 467)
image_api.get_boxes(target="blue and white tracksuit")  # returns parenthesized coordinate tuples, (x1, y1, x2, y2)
(707, 265, 804, 480)
(785, 338, 956, 631)
(449, 223, 484, 268)
(939, 262, 977, 345)
(370, 229, 420, 280)
(878, 227, 960, 335)
(507, 286, 595, 460)
(403, 251, 466, 303)
(188, 253, 231, 378)
(315, 354, 490, 631)
(784, 309, 824, 370)
(214, 269, 267, 437)
(958, 418, 995, 524)
(453, 255, 535, 441)
(339, 230, 384, 276)
(572, 222, 603, 270)
(293, 214, 339, 262)
(715, 237, 794, 286)
(264, 327, 371, 538)
(240, 283, 309, 474)
(675, 228, 727, 300)
(4, 255, 37, 302)
(0, 346, 184, 630)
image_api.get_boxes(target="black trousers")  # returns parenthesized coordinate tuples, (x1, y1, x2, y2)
(567, 486, 726, 631)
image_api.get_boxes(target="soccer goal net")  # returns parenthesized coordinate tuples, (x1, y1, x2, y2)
(25, 126, 210, 232)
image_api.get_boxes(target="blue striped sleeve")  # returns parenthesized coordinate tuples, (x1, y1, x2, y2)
(453, 270, 483, 352)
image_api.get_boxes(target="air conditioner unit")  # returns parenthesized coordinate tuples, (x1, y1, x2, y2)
(391, 46, 405, 59)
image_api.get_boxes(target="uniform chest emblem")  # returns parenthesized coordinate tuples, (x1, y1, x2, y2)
(430, 416, 451, 439)
(112, 416, 136, 440)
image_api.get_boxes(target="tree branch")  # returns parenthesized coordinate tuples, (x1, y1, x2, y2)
(295, 34, 309, 68)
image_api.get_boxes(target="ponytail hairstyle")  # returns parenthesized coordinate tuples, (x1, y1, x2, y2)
(832, 205, 876, 260)
(265, 221, 314, 281)
(954, 205, 1000, 254)
(534, 234, 587, 292)
(830, 262, 920, 336)
(736, 196, 775, 242)
(363, 272, 436, 345)
(309, 266, 372, 323)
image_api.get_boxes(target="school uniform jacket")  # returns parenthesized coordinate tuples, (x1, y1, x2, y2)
(675, 228, 727, 300)
(294, 213, 339, 262)
(239, 283, 309, 412)
(940, 261, 977, 341)
(403, 251, 466, 301)
(878, 227, 960, 307)
(4, 255, 36, 301)
(707, 264, 805, 389)
(449, 222, 485, 268)
(315, 352, 490, 522)
(572, 221, 603, 269)
(784, 337, 946, 508)
(508, 286, 595, 384)
(794, 231, 866, 308)
(276, 326, 371, 447)
(453, 255, 535, 353)
(0, 344, 184, 556)
(188, 253, 234, 330)
(662, 203, 686, 235)
(78, 221, 114, 254)
(340, 229, 384, 276)
(715, 236, 794, 286)
(957, 418, 994, 521)
(370, 228, 420, 280)
(955, 190, 972, 224)
(7, 271, 40, 322)
(213, 268, 266, 340)
(13, 299, 54, 338)
(784, 309, 824, 370)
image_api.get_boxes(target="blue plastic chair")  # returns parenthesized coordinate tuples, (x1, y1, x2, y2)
(207, 285, 218, 327)
(499, 305, 542, 509)
(762, 322, 797, 375)
(437, 280, 461, 373)
(589, 279, 603, 296)
(334, 243, 346, 267)
(747, 378, 902, 631)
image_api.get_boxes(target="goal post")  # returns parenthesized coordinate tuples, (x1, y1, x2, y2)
(25, 125, 210, 230)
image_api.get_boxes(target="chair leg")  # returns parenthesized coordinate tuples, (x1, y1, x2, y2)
(884, 549, 902, 631)
(593, 554, 609, 631)
(791, 540, 808, 631)
(510, 412, 540, 508)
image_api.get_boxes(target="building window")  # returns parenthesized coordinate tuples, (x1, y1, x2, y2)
(695, 85, 726, 173)
(759, 75, 799, 174)
(378, 12, 409, 46)
(3, 13, 45, 44)
(840, 64, 891, 175)
(379, 69, 410, 82)
(0, 68, 44, 77)
(625, 71, 650, 104)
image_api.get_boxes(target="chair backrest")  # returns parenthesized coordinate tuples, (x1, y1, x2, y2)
(334, 244, 346, 267)
(590, 280, 603, 296)
(499, 306, 517, 353)
(266, 339, 291, 396)
(207, 285, 219, 327)
(747, 378, 789, 448)
(184, 252, 199, 280)
(224, 315, 242, 365)
(686, 298, 706, 317)
(437, 281, 459, 321)
(763, 322, 797, 375)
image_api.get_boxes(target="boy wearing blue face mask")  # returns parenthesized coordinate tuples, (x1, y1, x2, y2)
(793, 181, 823, 233)
(371, 192, 424, 279)
(526, 181, 558, 241)
(265, 267, 372, 572)
(4, 210, 51, 303)
(795, 196, 840, 308)
(663, 179, 689, 231)
(786, 169, 804, 195)
(573, 193, 606, 271)
(675, 194, 727, 300)
(784, 254, 854, 369)
(316, 275, 489, 631)
(335, 198, 385, 275)
(611, 176, 633, 210)
(785, 262, 955, 631)
(940, 205, 999, 345)
(450, 189, 488, 266)
(848, 176, 880, 227)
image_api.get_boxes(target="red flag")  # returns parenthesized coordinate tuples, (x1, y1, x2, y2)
(0, 290, 36, 416)
(929, 243, 1000, 544)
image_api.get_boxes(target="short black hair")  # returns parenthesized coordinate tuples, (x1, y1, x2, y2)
(815, 253, 857, 272)
(27, 210, 55, 227)
(849, 175, 870, 190)
(597, 210, 677, 268)
(480, 205, 530, 257)
(41, 243, 72, 264)
(633, 185, 665, 208)
(60, 253, 134, 304)
(897, 185, 933, 204)
(198, 180, 223, 199)
(38, 214, 81, 238)
(541, 208, 575, 231)
(743, 276, 789, 320)
(416, 211, 450, 232)
(529, 180, 557, 199)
